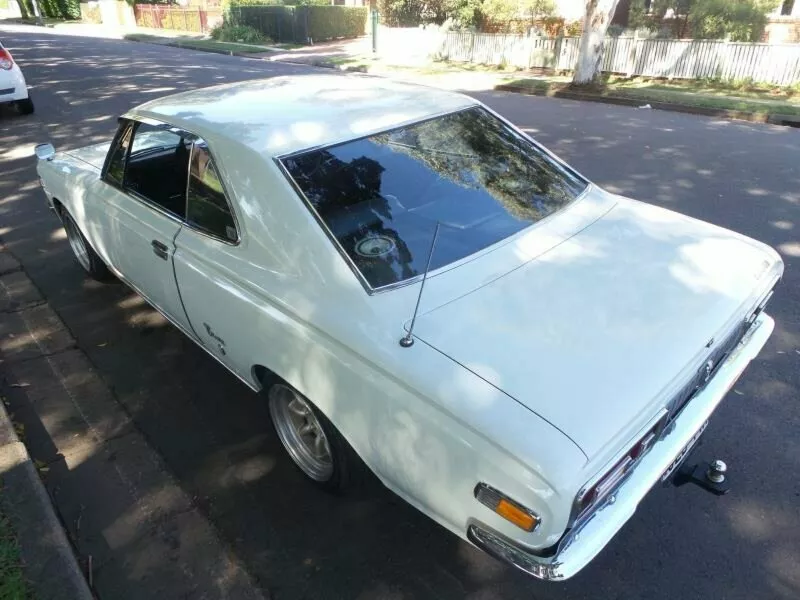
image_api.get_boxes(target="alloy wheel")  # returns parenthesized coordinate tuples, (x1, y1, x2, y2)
(268, 384, 334, 482)
(63, 215, 91, 272)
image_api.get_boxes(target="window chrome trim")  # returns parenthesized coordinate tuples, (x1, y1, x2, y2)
(101, 118, 134, 188)
(275, 106, 591, 295)
(102, 115, 243, 247)
(124, 188, 186, 225)
(183, 137, 242, 247)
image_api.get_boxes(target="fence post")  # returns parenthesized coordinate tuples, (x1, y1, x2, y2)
(552, 32, 563, 71)
(469, 31, 476, 63)
(721, 34, 732, 81)
(627, 31, 639, 78)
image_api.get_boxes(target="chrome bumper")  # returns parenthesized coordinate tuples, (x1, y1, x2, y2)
(468, 313, 775, 581)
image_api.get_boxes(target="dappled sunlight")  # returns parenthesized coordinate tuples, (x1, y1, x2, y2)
(288, 120, 326, 145)
(778, 241, 800, 256)
(669, 237, 772, 295)
(116, 294, 147, 310)
(0, 143, 37, 161)
(125, 307, 168, 329)
(772, 220, 793, 230)
(194, 436, 276, 490)
(49, 228, 67, 241)
(0, 27, 798, 600)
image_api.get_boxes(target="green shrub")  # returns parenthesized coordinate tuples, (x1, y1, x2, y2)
(230, 4, 366, 43)
(232, 6, 296, 41)
(303, 6, 367, 41)
(210, 23, 267, 43)
(24, 0, 81, 19)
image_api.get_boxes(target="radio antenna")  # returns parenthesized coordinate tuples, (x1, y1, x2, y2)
(400, 222, 441, 348)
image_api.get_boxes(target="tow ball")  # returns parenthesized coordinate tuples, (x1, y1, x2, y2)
(672, 459, 730, 496)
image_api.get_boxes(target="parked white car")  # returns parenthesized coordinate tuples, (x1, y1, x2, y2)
(35, 76, 782, 581)
(0, 39, 33, 114)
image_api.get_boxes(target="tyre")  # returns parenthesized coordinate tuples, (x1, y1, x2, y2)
(62, 210, 111, 281)
(17, 96, 34, 115)
(267, 382, 358, 492)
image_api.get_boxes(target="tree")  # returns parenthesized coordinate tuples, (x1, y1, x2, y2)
(572, 0, 622, 86)
(629, 0, 779, 41)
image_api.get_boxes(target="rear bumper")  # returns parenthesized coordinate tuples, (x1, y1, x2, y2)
(0, 66, 29, 102)
(468, 312, 775, 581)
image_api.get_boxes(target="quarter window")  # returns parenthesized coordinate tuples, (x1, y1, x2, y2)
(105, 122, 133, 186)
(186, 143, 237, 243)
(123, 122, 192, 218)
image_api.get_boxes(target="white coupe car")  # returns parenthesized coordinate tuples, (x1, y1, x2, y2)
(35, 76, 781, 581)
(0, 39, 33, 114)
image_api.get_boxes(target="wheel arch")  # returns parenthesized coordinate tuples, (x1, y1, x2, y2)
(251, 363, 281, 392)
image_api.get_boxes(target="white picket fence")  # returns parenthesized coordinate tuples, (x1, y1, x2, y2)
(432, 31, 800, 85)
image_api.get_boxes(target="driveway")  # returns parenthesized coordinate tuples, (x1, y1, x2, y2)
(1, 26, 799, 600)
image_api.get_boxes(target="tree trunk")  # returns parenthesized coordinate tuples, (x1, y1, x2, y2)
(572, 0, 621, 86)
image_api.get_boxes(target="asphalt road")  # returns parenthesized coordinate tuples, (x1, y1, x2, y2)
(1, 27, 799, 600)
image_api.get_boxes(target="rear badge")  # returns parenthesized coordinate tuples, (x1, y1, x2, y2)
(355, 235, 396, 258)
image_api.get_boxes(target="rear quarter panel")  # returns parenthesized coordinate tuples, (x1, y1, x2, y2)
(173, 143, 587, 549)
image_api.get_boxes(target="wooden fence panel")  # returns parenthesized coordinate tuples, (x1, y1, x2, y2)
(134, 4, 218, 34)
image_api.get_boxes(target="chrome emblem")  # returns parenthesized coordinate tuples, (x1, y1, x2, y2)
(702, 360, 714, 383)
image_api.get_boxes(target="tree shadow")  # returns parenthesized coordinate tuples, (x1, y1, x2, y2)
(1, 26, 799, 600)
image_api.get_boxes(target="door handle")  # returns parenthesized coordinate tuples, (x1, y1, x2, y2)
(151, 240, 169, 260)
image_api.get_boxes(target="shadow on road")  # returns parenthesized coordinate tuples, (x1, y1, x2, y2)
(1, 27, 799, 600)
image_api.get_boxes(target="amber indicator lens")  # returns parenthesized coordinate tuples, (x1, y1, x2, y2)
(475, 484, 540, 532)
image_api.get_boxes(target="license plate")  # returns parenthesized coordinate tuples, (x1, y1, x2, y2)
(661, 421, 708, 482)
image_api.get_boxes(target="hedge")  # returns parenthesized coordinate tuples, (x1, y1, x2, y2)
(304, 6, 366, 41)
(230, 4, 367, 43)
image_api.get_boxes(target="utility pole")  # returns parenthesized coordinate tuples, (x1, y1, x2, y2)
(370, 0, 378, 53)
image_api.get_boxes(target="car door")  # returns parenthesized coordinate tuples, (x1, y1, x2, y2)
(99, 119, 195, 336)
(172, 140, 252, 380)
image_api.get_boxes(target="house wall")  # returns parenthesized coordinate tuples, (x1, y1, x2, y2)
(765, 16, 800, 43)
(552, 0, 584, 22)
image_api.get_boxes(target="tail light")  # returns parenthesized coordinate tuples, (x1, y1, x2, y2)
(573, 413, 666, 522)
(0, 49, 13, 70)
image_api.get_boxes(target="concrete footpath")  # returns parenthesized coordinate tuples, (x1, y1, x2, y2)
(0, 244, 266, 600)
(0, 245, 91, 600)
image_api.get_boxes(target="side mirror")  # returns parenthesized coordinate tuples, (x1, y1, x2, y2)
(34, 143, 55, 161)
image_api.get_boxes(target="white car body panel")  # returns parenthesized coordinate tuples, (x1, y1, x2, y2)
(0, 51, 29, 102)
(415, 195, 782, 461)
(35, 75, 783, 579)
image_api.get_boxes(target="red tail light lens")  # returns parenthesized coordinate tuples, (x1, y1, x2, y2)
(574, 415, 666, 521)
(0, 49, 13, 70)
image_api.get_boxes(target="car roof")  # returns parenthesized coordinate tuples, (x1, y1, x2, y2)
(127, 75, 477, 158)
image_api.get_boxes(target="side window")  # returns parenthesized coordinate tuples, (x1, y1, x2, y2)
(123, 122, 191, 218)
(104, 122, 133, 186)
(186, 143, 237, 243)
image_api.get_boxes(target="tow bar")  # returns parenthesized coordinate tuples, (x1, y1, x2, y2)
(672, 458, 730, 496)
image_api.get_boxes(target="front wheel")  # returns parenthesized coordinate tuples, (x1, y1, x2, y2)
(267, 383, 357, 492)
(62, 210, 111, 281)
(17, 97, 34, 115)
